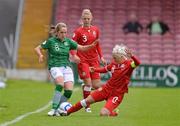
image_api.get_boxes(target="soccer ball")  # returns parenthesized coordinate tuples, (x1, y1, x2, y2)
(59, 102, 72, 111)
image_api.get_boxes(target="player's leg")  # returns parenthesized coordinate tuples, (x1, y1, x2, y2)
(48, 67, 64, 116)
(90, 60, 102, 89)
(78, 63, 92, 112)
(60, 87, 107, 116)
(91, 79, 102, 89)
(59, 66, 74, 103)
(82, 78, 92, 112)
(65, 95, 95, 115)
(59, 82, 73, 102)
(100, 94, 124, 116)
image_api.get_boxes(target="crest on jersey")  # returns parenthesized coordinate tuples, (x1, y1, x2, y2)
(64, 42, 69, 46)
(93, 31, 96, 37)
(120, 64, 125, 68)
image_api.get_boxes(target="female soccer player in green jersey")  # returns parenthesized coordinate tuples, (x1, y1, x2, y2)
(34, 22, 98, 116)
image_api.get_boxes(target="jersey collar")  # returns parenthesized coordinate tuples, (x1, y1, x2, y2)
(56, 37, 66, 43)
(82, 25, 92, 29)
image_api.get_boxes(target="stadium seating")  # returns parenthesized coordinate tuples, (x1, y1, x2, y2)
(17, 0, 53, 68)
(55, 0, 179, 65)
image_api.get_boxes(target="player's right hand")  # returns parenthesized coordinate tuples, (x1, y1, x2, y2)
(89, 67, 95, 73)
(71, 55, 80, 64)
(91, 39, 99, 47)
(39, 55, 44, 63)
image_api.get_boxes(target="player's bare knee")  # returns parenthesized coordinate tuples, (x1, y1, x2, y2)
(92, 80, 101, 89)
(92, 84, 100, 89)
(86, 95, 95, 104)
(100, 108, 110, 116)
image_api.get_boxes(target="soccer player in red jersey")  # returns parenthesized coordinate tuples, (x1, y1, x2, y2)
(60, 44, 140, 116)
(70, 9, 106, 112)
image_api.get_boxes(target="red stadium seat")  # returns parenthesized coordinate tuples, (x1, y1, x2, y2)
(138, 33, 150, 40)
(150, 43, 162, 49)
(151, 59, 163, 65)
(55, 0, 178, 65)
(138, 43, 150, 49)
(175, 60, 180, 65)
(163, 59, 176, 65)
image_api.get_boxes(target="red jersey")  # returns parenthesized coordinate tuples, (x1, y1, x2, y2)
(72, 26, 103, 61)
(94, 56, 140, 94)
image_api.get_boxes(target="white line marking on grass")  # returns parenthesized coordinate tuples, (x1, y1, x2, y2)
(0, 101, 51, 126)
(0, 87, 79, 126)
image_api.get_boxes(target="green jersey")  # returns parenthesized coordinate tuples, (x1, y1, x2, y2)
(41, 37, 78, 69)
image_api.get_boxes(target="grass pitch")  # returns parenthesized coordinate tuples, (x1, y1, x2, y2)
(0, 79, 180, 126)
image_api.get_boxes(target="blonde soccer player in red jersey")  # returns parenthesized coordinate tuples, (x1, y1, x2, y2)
(70, 9, 106, 112)
(60, 44, 140, 116)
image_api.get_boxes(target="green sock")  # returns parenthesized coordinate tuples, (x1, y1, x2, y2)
(64, 90, 72, 99)
(52, 85, 63, 109)
(59, 90, 73, 103)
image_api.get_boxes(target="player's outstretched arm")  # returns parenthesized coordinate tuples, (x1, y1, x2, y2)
(96, 41, 107, 65)
(77, 39, 98, 51)
(90, 63, 112, 73)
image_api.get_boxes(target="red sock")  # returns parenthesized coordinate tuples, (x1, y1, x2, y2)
(67, 101, 83, 115)
(82, 85, 91, 108)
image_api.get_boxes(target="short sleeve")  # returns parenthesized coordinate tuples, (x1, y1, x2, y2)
(72, 30, 79, 42)
(96, 27, 100, 38)
(41, 40, 49, 49)
(69, 39, 78, 50)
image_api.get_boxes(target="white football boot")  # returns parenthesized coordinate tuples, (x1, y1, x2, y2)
(47, 109, 60, 116)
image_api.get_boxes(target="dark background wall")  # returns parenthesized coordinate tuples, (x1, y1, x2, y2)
(0, 0, 20, 68)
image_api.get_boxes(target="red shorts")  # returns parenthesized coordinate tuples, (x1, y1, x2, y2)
(77, 60, 100, 80)
(91, 86, 124, 112)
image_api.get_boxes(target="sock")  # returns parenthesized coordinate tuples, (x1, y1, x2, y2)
(67, 101, 81, 115)
(59, 90, 73, 105)
(82, 85, 91, 108)
(67, 99, 90, 115)
(64, 90, 73, 99)
(59, 95, 68, 103)
(52, 85, 63, 109)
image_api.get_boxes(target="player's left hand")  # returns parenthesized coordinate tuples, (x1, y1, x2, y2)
(125, 48, 133, 58)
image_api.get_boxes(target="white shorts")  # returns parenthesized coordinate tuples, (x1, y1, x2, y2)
(50, 66, 74, 83)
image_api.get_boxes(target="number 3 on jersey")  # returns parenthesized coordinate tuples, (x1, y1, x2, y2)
(82, 34, 87, 42)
